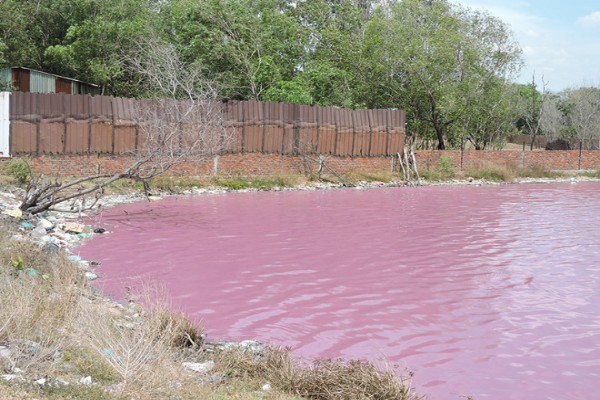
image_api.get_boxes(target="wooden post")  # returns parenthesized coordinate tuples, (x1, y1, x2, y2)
(578, 140, 583, 170)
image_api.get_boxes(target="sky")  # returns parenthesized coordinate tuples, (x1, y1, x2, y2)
(455, 0, 600, 92)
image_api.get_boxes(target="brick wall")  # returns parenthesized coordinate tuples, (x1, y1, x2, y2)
(415, 150, 600, 171)
(12, 150, 600, 179)
(25, 153, 393, 178)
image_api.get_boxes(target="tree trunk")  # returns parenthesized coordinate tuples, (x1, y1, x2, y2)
(434, 123, 446, 150)
(530, 131, 537, 151)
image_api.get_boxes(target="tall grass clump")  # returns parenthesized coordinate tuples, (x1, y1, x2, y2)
(421, 155, 457, 181)
(215, 346, 421, 400)
(465, 162, 516, 182)
(0, 230, 84, 375)
(2, 158, 31, 185)
(343, 170, 397, 184)
(517, 165, 564, 179)
(580, 170, 600, 178)
(213, 176, 297, 190)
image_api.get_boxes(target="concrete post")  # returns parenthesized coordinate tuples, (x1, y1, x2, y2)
(0, 92, 10, 157)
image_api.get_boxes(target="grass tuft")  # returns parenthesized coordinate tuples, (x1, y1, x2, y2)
(464, 162, 516, 182)
(213, 176, 297, 190)
(580, 170, 600, 178)
(214, 346, 420, 400)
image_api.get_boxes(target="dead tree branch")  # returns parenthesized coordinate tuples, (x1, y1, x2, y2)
(19, 38, 228, 215)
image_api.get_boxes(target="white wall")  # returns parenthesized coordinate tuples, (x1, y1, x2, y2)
(0, 92, 9, 157)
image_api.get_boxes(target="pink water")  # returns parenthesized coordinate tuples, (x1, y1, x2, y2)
(78, 183, 600, 399)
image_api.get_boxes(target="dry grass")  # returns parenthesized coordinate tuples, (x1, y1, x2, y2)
(464, 162, 564, 182)
(580, 170, 600, 178)
(214, 347, 421, 400)
(0, 230, 84, 376)
(342, 170, 398, 184)
(464, 162, 517, 182)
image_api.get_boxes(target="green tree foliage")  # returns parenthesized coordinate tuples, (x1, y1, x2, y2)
(43, 0, 158, 96)
(361, 0, 522, 149)
(0, 0, 532, 149)
(160, 0, 308, 100)
(293, 0, 370, 107)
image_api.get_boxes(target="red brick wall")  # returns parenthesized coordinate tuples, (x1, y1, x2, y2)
(415, 150, 600, 171)
(13, 150, 600, 179)
(25, 153, 393, 178)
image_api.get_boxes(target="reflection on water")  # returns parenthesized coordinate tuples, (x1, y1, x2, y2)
(79, 183, 600, 400)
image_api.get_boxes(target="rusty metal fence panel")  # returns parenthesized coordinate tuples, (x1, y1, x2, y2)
(351, 109, 368, 156)
(7, 92, 406, 157)
(317, 106, 336, 154)
(263, 101, 283, 153)
(224, 101, 243, 153)
(280, 102, 294, 154)
(387, 109, 406, 155)
(296, 104, 317, 154)
(369, 109, 387, 156)
(243, 100, 263, 152)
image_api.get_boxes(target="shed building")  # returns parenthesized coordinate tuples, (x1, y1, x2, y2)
(0, 67, 101, 95)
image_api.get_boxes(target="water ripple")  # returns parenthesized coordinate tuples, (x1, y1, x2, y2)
(80, 182, 600, 400)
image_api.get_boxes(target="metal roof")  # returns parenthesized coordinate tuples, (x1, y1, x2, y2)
(5, 67, 101, 88)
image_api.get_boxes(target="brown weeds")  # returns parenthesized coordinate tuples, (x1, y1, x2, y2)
(214, 346, 421, 400)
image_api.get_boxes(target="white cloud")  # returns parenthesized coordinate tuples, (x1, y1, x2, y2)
(456, 1, 600, 91)
(578, 11, 600, 27)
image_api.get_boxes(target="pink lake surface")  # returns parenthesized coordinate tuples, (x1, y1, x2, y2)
(78, 182, 600, 400)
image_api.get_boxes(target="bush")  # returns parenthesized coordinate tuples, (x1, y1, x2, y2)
(545, 138, 571, 150)
(3, 159, 31, 184)
(465, 162, 516, 182)
(215, 346, 420, 400)
(421, 155, 456, 181)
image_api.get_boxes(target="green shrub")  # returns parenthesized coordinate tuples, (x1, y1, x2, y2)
(438, 155, 454, 176)
(580, 170, 600, 178)
(517, 165, 563, 179)
(214, 176, 294, 190)
(214, 177, 252, 190)
(4, 158, 31, 184)
(421, 155, 456, 181)
(465, 163, 515, 182)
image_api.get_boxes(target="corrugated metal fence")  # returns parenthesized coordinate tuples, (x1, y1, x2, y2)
(7, 92, 406, 157)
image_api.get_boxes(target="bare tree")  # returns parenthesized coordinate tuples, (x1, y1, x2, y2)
(518, 74, 549, 150)
(19, 38, 228, 215)
(565, 86, 600, 149)
(540, 94, 563, 142)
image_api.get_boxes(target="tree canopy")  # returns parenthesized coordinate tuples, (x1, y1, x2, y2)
(8, 0, 595, 149)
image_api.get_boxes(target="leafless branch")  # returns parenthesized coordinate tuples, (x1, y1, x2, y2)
(19, 37, 229, 215)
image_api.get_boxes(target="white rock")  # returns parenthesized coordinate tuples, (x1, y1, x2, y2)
(64, 222, 90, 234)
(262, 383, 272, 391)
(2, 374, 24, 382)
(35, 378, 47, 385)
(0, 345, 12, 358)
(79, 376, 92, 385)
(37, 218, 54, 230)
(31, 226, 47, 239)
(84, 272, 98, 280)
(0, 346, 14, 371)
(182, 361, 214, 374)
(2, 208, 22, 218)
(55, 378, 70, 386)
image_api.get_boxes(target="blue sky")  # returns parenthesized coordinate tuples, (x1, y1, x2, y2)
(455, 0, 600, 91)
